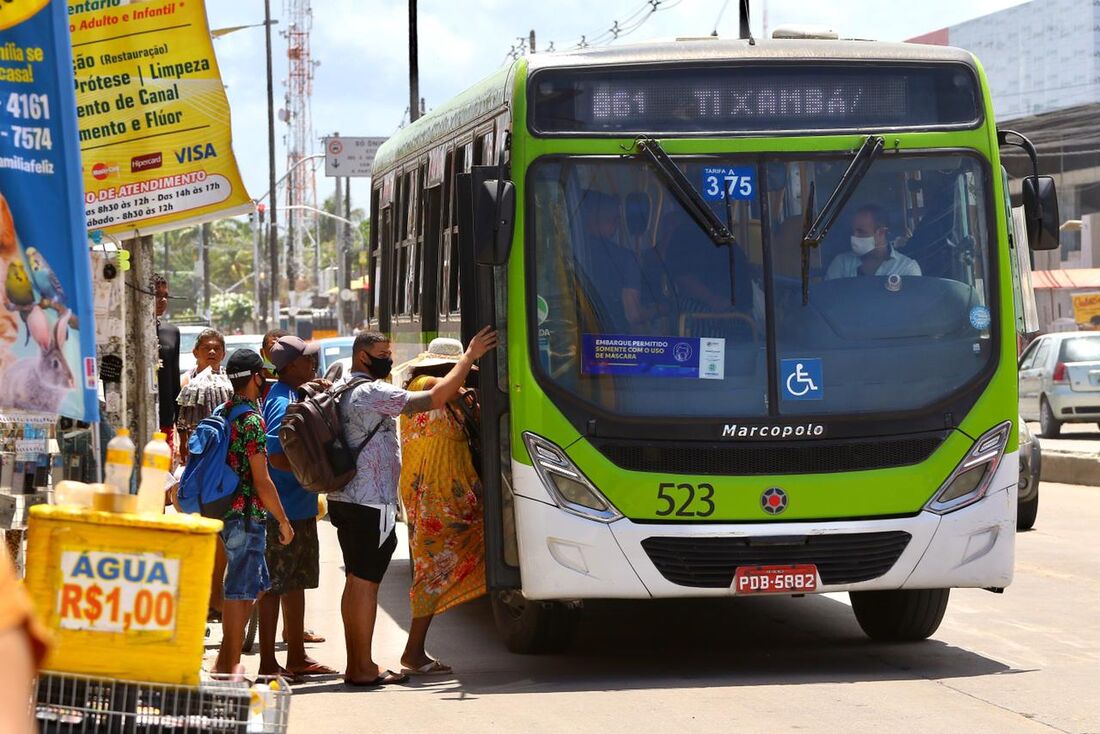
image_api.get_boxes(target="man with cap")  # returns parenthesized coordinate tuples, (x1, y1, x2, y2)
(213, 349, 294, 676)
(257, 336, 337, 679)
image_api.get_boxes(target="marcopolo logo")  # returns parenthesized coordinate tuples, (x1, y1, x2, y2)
(721, 423, 825, 439)
(91, 162, 120, 181)
(761, 487, 788, 515)
(131, 151, 163, 173)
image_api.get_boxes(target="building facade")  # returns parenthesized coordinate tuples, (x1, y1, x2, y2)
(909, 0, 1100, 120)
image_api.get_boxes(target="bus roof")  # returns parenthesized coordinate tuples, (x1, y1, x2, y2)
(525, 38, 977, 70)
(372, 63, 514, 177)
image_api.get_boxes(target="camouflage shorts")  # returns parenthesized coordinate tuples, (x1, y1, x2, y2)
(265, 516, 320, 595)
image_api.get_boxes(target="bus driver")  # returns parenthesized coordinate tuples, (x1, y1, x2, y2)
(825, 204, 921, 280)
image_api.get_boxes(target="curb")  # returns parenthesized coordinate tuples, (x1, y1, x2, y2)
(1040, 451, 1100, 486)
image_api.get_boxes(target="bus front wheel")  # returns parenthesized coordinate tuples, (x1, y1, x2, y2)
(850, 588, 950, 642)
(490, 590, 576, 654)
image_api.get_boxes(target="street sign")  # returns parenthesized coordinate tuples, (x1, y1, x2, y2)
(324, 136, 387, 177)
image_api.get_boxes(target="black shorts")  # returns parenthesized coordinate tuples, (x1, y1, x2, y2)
(265, 516, 320, 595)
(327, 500, 397, 583)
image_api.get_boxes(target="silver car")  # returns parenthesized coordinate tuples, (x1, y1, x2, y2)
(1019, 332, 1100, 437)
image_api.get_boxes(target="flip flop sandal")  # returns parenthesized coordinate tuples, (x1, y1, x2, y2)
(400, 660, 453, 676)
(344, 670, 410, 688)
(260, 667, 303, 684)
(288, 662, 339, 676)
(282, 629, 326, 643)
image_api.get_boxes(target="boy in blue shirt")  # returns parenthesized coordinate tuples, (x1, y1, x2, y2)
(258, 336, 336, 678)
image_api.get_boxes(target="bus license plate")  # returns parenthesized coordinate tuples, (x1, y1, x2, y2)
(733, 565, 818, 595)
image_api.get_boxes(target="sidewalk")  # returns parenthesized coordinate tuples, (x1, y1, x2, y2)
(1025, 421, 1100, 486)
(202, 518, 494, 730)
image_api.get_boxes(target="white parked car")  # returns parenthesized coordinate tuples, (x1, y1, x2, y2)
(1018, 332, 1100, 437)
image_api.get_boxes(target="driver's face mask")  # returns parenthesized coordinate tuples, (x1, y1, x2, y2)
(850, 235, 876, 256)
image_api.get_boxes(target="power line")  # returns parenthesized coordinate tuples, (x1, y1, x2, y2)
(506, 0, 683, 61)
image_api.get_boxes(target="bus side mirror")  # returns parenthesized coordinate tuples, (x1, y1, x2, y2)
(473, 179, 515, 266)
(1022, 175, 1060, 251)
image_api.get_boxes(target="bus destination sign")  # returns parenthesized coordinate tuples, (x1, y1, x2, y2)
(532, 64, 980, 135)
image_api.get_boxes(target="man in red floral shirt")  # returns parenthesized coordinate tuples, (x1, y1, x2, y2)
(213, 349, 294, 676)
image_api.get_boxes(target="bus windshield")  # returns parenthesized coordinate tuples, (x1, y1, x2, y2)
(530, 153, 993, 418)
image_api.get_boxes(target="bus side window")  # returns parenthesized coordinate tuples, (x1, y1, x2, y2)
(481, 132, 494, 165)
(439, 148, 455, 320)
(368, 187, 380, 323)
(413, 167, 426, 316)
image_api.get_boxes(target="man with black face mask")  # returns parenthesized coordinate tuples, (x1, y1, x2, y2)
(327, 326, 497, 687)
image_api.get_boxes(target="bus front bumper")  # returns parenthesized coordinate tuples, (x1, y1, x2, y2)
(512, 453, 1017, 600)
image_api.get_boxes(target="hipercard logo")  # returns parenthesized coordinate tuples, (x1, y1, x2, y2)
(130, 152, 163, 173)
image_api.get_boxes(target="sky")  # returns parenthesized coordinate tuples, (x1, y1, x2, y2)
(205, 0, 1031, 213)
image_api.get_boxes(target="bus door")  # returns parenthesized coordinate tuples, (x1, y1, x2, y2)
(457, 165, 521, 590)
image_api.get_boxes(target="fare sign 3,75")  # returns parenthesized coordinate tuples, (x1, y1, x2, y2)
(56, 551, 181, 633)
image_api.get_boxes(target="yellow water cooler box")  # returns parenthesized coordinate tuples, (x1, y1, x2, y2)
(24, 505, 221, 685)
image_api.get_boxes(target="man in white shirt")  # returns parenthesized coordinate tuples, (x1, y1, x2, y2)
(328, 326, 496, 687)
(826, 204, 921, 280)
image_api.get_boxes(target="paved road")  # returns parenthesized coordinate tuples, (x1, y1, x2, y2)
(208, 483, 1100, 734)
(1026, 420, 1100, 456)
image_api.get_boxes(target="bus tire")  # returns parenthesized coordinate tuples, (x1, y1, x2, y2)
(849, 588, 949, 642)
(1017, 488, 1039, 531)
(490, 591, 576, 654)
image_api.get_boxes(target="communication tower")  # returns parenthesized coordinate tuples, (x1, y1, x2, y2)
(282, 0, 318, 297)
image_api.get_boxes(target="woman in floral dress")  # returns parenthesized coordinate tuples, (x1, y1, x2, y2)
(397, 338, 485, 676)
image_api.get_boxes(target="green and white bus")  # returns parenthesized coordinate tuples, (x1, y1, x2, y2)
(367, 36, 1059, 652)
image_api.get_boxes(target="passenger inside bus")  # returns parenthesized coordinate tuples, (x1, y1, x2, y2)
(624, 207, 757, 339)
(825, 204, 922, 280)
(576, 190, 641, 334)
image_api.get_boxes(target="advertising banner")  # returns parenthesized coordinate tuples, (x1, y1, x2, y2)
(1071, 292, 1100, 329)
(68, 0, 251, 236)
(0, 0, 99, 422)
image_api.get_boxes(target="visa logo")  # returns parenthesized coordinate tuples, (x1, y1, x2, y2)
(175, 143, 218, 163)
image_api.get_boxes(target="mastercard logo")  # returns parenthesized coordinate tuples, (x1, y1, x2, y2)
(91, 163, 119, 181)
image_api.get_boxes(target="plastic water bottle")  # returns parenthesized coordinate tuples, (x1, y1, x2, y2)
(103, 428, 135, 494)
(136, 432, 171, 515)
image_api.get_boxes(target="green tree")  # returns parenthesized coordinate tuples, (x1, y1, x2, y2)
(210, 292, 253, 332)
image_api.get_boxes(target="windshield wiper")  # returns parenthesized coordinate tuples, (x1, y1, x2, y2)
(799, 135, 885, 304)
(635, 138, 740, 305)
(636, 138, 734, 247)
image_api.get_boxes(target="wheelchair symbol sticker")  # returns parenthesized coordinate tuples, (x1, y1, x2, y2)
(781, 358, 823, 401)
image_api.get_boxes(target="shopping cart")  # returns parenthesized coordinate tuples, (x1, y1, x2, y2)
(33, 671, 291, 733)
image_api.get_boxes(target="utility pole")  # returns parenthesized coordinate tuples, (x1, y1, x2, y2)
(739, 0, 751, 39)
(334, 174, 344, 334)
(194, 224, 204, 315)
(252, 206, 263, 328)
(287, 162, 296, 302)
(344, 177, 353, 330)
(265, 0, 279, 327)
(200, 222, 211, 317)
(256, 205, 267, 323)
(409, 0, 420, 123)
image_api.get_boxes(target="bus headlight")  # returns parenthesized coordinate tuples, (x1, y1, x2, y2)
(926, 421, 1013, 514)
(523, 433, 622, 522)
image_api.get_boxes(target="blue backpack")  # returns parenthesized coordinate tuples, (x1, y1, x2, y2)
(177, 403, 254, 519)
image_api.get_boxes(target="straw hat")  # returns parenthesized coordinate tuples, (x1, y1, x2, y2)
(414, 338, 466, 367)
(395, 337, 475, 378)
